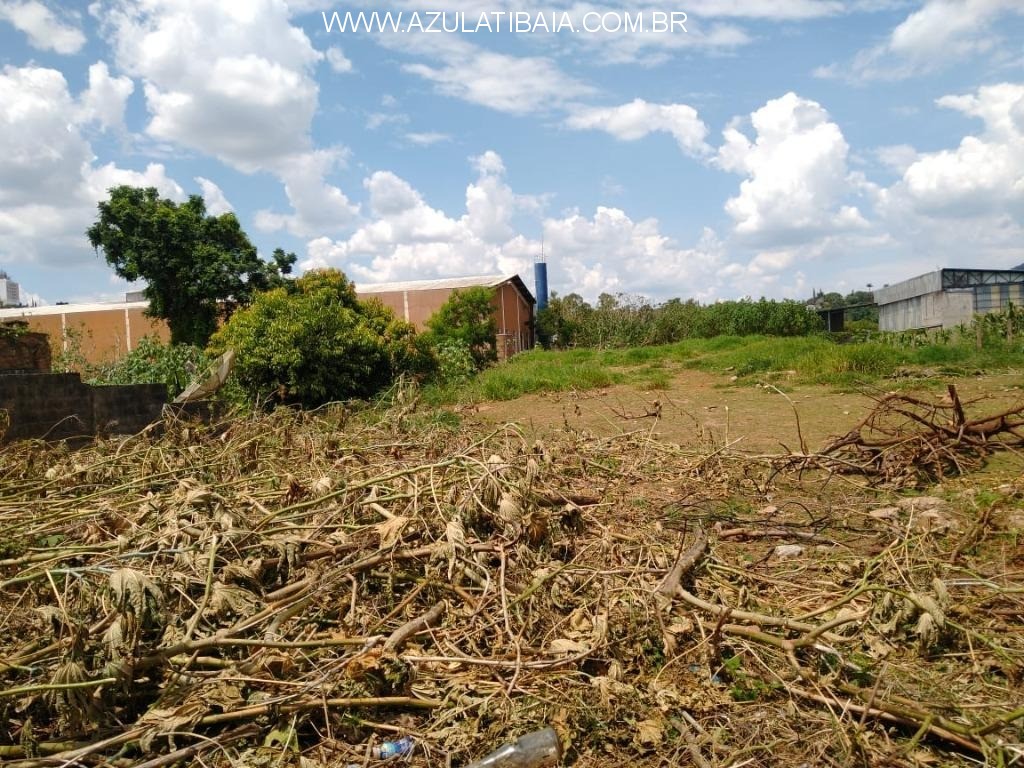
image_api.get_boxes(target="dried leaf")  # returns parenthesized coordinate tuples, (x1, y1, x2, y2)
(312, 476, 334, 497)
(634, 718, 665, 750)
(375, 514, 411, 548)
(445, 516, 466, 580)
(548, 638, 589, 655)
(209, 582, 259, 618)
(108, 568, 163, 625)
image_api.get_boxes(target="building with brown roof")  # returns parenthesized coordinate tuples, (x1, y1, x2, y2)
(357, 274, 535, 359)
(0, 273, 536, 365)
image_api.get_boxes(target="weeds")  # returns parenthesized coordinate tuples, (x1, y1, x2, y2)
(429, 333, 1024, 405)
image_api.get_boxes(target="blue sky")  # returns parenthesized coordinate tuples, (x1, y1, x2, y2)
(1, 0, 1022, 306)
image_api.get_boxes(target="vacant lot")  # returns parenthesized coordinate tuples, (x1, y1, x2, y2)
(473, 367, 1024, 455)
(1, 352, 1022, 767)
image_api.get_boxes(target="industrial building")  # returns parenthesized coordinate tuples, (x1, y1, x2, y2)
(874, 267, 1024, 332)
(357, 274, 536, 359)
(0, 301, 170, 365)
(0, 272, 537, 365)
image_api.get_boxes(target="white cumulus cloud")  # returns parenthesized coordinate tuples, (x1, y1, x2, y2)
(565, 98, 710, 156)
(302, 152, 737, 302)
(93, 0, 358, 231)
(0, 1, 86, 54)
(400, 36, 596, 115)
(896, 83, 1024, 216)
(195, 177, 233, 215)
(716, 92, 868, 245)
(325, 46, 353, 73)
(815, 0, 1024, 82)
(77, 62, 135, 132)
(0, 65, 183, 266)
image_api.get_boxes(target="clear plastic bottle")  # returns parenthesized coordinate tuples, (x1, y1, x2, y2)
(462, 727, 562, 768)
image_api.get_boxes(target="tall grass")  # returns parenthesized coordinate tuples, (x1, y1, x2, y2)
(426, 334, 1024, 404)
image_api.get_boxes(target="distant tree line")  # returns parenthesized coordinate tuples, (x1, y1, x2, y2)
(807, 289, 878, 323)
(536, 292, 825, 349)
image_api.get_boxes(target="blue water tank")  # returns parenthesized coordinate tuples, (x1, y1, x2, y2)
(534, 261, 548, 311)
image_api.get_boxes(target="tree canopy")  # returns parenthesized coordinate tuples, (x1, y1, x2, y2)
(208, 269, 434, 406)
(87, 186, 295, 346)
(424, 286, 497, 369)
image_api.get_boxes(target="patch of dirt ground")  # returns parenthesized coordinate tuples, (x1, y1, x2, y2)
(469, 369, 1024, 457)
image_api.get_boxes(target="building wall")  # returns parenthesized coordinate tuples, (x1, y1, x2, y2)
(975, 282, 1024, 313)
(0, 279, 19, 306)
(873, 271, 943, 306)
(492, 282, 534, 358)
(0, 331, 51, 372)
(10, 307, 170, 366)
(4, 280, 534, 367)
(358, 281, 534, 360)
(0, 373, 167, 442)
(879, 290, 974, 331)
(879, 286, 1023, 332)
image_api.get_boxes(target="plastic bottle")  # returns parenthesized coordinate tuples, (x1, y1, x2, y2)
(462, 727, 562, 768)
(372, 736, 415, 759)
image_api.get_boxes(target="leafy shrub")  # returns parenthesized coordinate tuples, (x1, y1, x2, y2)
(208, 269, 434, 407)
(90, 336, 205, 397)
(434, 339, 477, 384)
(424, 287, 497, 369)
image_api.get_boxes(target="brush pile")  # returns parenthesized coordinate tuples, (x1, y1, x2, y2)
(1, 387, 1022, 767)
(782, 384, 1024, 488)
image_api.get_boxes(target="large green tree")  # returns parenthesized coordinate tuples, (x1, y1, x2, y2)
(87, 186, 295, 346)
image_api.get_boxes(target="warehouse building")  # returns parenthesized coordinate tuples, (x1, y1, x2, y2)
(0, 273, 536, 365)
(0, 301, 170, 365)
(874, 267, 1024, 332)
(357, 274, 536, 360)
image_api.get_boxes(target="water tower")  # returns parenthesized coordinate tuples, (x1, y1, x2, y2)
(534, 240, 548, 311)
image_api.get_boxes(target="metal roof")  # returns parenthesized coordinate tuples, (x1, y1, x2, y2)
(875, 267, 1024, 305)
(0, 301, 149, 319)
(356, 273, 535, 304)
(356, 274, 516, 293)
(0, 273, 538, 321)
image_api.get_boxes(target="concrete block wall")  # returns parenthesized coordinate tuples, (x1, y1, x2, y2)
(0, 373, 167, 442)
(0, 331, 51, 373)
(92, 383, 170, 436)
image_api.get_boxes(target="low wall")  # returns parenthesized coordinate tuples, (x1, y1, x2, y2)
(0, 373, 167, 442)
(0, 330, 51, 373)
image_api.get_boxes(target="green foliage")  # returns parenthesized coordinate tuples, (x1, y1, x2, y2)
(87, 186, 296, 346)
(0, 322, 27, 341)
(433, 339, 477, 384)
(808, 288, 879, 324)
(538, 292, 823, 349)
(89, 337, 205, 397)
(427, 329, 1024, 405)
(425, 286, 497, 369)
(208, 269, 434, 407)
(51, 326, 93, 375)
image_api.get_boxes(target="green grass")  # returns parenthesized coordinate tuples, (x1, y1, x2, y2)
(424, 335, 1024, 405)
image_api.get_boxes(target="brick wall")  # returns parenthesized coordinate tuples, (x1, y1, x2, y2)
(0, 330, 51, 373)
(0, 373, 167, 442)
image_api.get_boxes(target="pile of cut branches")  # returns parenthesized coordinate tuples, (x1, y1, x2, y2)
(782, 384, 1024, 487)
(0, 387, 1022, 767)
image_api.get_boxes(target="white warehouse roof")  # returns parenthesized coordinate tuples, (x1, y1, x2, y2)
(0, 301, 149, 319)
(355, 274, 519, 294)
